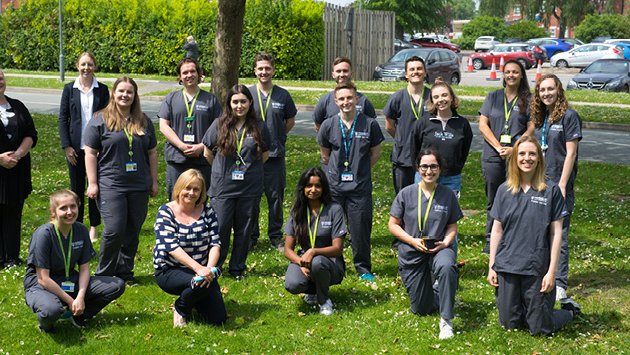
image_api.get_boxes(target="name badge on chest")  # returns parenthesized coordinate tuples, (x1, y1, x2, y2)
(183, 134, 195, 143)
(125, 162, 138, 172)
(61, 281, 75, 293)
(231, 170, 245, 181)
(500, 134, 512, 145)
(340, 171, 354, 182)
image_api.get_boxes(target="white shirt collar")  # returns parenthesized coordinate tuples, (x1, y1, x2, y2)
(73, 77, 99, 90)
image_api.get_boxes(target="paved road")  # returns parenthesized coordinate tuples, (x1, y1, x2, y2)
(6, 89, 629, 165)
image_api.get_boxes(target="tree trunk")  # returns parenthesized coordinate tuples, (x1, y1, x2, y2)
(212, 0, 246, 104)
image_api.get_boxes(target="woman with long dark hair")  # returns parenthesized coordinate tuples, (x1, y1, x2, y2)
(478, 59, 534, 253)
(283, 167, 346, 316)
(202, 84, 270, 278)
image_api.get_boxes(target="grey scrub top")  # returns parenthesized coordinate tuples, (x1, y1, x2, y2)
(478, 89, 531, 162)
(490, 181, 567, 276)
(248, 85, 297, 158)
(83, 113, 157, 192)
(158, 89, 221, 165)
(284, 203, 347, 251)
(317, 112, 384, 196)
(384, 87, 431, 167)
(202, 120, 271, 199)
(313, 91, 377, 125)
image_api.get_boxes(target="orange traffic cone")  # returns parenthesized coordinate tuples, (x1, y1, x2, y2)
(467, 57, 475, 73)
(499, 56, 505, 72)
(486, 59, 500, 81)
(532, 60, 542, 83)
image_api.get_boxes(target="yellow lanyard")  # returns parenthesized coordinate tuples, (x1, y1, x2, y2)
(307, 204, 323, 249)
(503, 94, 518, 134)
(183, 89, 200, 129)
(417, 184, 435, 234)
(123, 126, 134, 161)
(256, 86, 273, 121)
(235, 128, 246, 166)
(409, 87, 426, 120)
(53, 224, 73, 280)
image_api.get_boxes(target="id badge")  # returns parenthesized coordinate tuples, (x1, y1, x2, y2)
(183, 134, 195, 143)
(340, 171, 354, 182)
(125, 162, 138, 172)
(231, 171, 245, 181)
(500, 134, 512, 144)
(61, 281, 75, 293)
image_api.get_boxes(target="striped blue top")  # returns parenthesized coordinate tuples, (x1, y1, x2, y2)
(153, 202, 220, 271)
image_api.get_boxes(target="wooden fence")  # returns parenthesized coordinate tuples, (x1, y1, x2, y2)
(323, 4, 395, 81)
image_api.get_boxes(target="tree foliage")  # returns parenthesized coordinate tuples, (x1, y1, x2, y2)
(574, 14, 630, 42)
(504, 20, 548, 39)
(358, 0, 450, 37)
(462, 16, 506, 39)
(478, 0, 510, 18)
(450, 0, 476, 20)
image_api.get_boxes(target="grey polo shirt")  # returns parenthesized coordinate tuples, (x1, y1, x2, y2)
(248, 85, 297, 158)
(284, 203, 347, 251)
(313, 91, 377, 125)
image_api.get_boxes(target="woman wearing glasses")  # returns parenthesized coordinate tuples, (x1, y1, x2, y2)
(388, 149, 463, 340)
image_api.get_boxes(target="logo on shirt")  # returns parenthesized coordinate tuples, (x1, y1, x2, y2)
(320, 220, 332, 228)
(433, 204, 449, 214)
(530, 196, 548, 206)
(272, 102, 285, 109)
(550, 124, 563, 132)
(433, 131, 454, 141)
(72, 240, 84, 249)
(196, 104, 209, 111)
(357, 105, 364, 112)
(354, 132, 370, 139)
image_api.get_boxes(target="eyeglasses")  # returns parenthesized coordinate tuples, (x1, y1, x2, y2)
(419, 164, 439, 171)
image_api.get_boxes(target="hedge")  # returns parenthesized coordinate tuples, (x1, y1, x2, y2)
(0, 0, 324, 79)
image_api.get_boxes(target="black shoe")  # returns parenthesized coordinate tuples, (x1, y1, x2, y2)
(228, 270, 244, 280)
(71, 316, 88, 329)
(4, 259, 22, 268)
(39, 324, 56, 333)
(119, 275, 139, 287)
(560, 298, 581, 317)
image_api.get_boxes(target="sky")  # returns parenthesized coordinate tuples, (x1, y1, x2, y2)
(322, 0, 354, 6)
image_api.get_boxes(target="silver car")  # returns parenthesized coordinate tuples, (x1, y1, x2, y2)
(550, 44, 623, 68)
(475, 36, 501, 52)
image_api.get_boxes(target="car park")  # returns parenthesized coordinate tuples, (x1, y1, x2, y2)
(528, 38, 583, 59)
(604, 39, 630, 59)
(410, 37, 461, 53)
(550, 43, 624, 68)
(567, 59, 630, 92)
(394, 39, 421, 53)
(469, 43, 536, 70)
(474, 36, 501, 52)
(373, 48, 461, 85)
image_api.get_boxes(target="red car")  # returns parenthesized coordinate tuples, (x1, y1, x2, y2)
(411, 37, 461, 53)
(469, 43, 536, 69)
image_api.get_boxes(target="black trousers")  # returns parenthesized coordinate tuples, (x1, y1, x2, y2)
(67, 149, 101, 227)
(0, 200, 24, 262)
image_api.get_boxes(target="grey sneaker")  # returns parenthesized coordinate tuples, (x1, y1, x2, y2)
(556, 286, 568, 301)
(439, 318, 454, 340)
(560, 297, 581, 317)
(303, 294, 317, 306)
(319, 299, 334, 316)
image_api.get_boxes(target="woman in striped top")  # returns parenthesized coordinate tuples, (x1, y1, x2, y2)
(153, 169, 226, 327)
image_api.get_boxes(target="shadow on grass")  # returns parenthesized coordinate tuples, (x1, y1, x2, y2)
(332, 286, 393, 312)
(456, 300, 495, 332)
(570, 267, 630, 298)
(222, 301, 273, 330)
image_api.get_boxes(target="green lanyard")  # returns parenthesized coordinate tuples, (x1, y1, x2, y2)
(503, 94, 518, 134)
(307, 204, 324, 249)
(409, 87, 426, 120)
(183, 89, 200, 129)
(235, 127, 246, 166)
(256, 86, 273, 121)
(417, 184, 435, 234)
(53, 224, 73, 280)
(123, 126, 134, 161)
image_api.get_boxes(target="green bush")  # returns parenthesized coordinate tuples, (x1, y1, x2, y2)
(0, 0, 324, 79)
(504, 20, 548, 41)
(451, 37, 475, 50)
(462, 16, 506, 41)
(574, 14, 630, 43)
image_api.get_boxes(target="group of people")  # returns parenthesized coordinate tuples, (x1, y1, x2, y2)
(0, 50, 582, 338)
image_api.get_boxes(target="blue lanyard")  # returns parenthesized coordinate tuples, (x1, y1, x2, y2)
(541, 112, 549, 148)
(339, 114, 357, 167)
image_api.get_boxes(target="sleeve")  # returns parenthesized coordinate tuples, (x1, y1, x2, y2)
(97, 83, 110, 111)
(370, 119, 385, 147)
(27, 226, 53, 270)
(76, 224, 96, 265)
(489, 184, 506, 222)
(362, 97, 377, 118)
(446, 189, 464, 225)
(146, 115, 158, 150)
(58, 84, 72, 149)
(312, 93, 328, 124)
(284, 93, 298, 119)
(284, 214, 295, 236)
(383, 92, 400, 120)
(202, 121, 218, 149)
(83, 118, 102, 150)
(550, 184, 568, 222)
(459, 119, 474, 169)
(564, 109, 583, 142)
(478, 91, 494, 117)
(205, 204, 221, 247)
(389, 190, 406, 219)
(330, 204, 347, 238)
(317, 120, 332, 148)
(154, 206, 181, 253)
(157, 92, 172, 120)
(15, 100, 38, 148)
(260, 123, 271, 152)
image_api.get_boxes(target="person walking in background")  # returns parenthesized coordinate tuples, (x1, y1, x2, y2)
(0, 69, 37, 268)
(248, 52, 297, 251)
(58, 52, 109, 243)
(84, 77, 158, 285)
(478, 60, 533, 254)
(317, 82, 384, 281)
(183, 36, 199, 61)
(159, 58, 221, 198)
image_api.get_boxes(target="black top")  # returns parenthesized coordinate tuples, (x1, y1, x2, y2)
(58, 81, 110, 151)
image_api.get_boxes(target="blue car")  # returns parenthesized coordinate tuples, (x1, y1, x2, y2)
(605, 40, 630, 60)
(528, 38, 584, 59)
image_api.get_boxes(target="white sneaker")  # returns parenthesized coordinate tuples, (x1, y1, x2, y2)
(439, 318, 454, 340)
(319, 299, 334, 316)
(303, 294, 317, 306)
(556, 286, 568, 301)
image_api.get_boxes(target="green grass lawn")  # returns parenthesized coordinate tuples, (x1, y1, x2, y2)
(0, 115, 628, 353)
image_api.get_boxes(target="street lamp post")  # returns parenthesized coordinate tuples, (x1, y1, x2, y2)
(58, 0, 64, 81)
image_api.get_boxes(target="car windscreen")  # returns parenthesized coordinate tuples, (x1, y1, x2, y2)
(389, 50, 428, 63)
(584, 61, 629, 74)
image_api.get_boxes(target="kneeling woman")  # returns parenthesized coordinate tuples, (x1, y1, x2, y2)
(153, 169, 226, 327)
(284, 167, 346, 316)
(24, 190, 124, 332)
(388, 149, 463, 340)
(487, 136, 577, 336)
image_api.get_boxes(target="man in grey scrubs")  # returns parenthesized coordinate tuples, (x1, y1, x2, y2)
(248, 53, 297, 251)
(313, 57, 376, 132)
(317, 82, 384, 281)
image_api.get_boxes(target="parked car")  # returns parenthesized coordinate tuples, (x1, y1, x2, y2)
(373, 48, 461, 85)
(567, 59, 630, 92)
(469, 43, 536, 70)
(504, 38, 524, 44)
(394, 39, 421, 53)
(550, 43, 623, 68)
(411, 37, 461, 53)
(591, 36, 612, 43)
(530, 44, 547, 63)
(475, 36, 501, 52)
(605, 39, 630, 59)
(528, 38, 584, 59)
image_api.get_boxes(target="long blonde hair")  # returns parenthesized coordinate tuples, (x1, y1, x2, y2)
(530, 74, 569, 127)
(506, 135, 547, 194)
(100, 76, 146, 135)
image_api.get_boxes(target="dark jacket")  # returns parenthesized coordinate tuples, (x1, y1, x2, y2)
(58, 81, 109, 151)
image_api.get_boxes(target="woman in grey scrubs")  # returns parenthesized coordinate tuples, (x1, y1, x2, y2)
(487, 135, 577, 336)
(84, 77, 158, 284)
(202, 85, 270, 279)
(388, 149, 463, 340)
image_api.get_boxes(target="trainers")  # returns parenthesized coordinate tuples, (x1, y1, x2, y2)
(319, 299, 334, 316)
(173, 309, 187, 328)
(556, 286, 568, 301)
(71, 316, 88, 329)
(359, 272, 376, 281)
(560, 298, 581, 317)
(439, 318, 454, 340)
(303, 294, 317, 306)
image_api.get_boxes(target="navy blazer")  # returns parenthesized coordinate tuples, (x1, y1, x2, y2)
(58, 81, 109, 150)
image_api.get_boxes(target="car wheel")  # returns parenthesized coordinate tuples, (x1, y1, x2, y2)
(450, 72, 460, 85)
(517, 58, 529, 69)
(556, 59, 569, 68)
(625, 84, 630, 93)
(473, 58, 484, 70)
